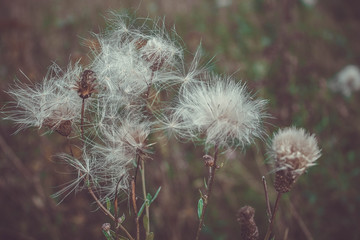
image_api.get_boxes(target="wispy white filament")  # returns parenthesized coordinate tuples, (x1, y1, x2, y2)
(4, 63, 82, 133)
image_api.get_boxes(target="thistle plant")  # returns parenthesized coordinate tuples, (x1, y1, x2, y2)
(263, 127, 321, 240)
(2, 12, 322, 240)
(165, 75, 267, 239)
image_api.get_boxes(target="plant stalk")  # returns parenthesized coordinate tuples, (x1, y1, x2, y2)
(262, 176, 272, 222)
(131, 179, 140, 240)
(88, 186, 134, 240)
(141, 160, 150, 235)
(264, 192, 282, 240)
(80, 98, 85, 139)
(195, 144, 219, 240)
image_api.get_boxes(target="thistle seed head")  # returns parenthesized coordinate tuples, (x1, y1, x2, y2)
(172, 75, 267, 149)
(270, 127, 321, 193)
(3, 63, 82, 134)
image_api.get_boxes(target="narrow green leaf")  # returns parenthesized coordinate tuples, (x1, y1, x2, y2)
(197, 198, 204, 219)
(146, 232, 154, 240)
(137, 201, 146, 218)
(146, 193, 152, 203)
(119, 213, 125, 224)
(150, 186, 162, 204)
(204, 178, 208, 189)
(132, 160, 138, 168)
(102, 230, 114, 240)
(143, 214, 149, 232)
(106, 197, 111, 212)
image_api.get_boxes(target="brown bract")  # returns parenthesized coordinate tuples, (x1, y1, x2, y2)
(43, 119, 72, 137)
(237, 206, 259, 240)
(75, 70, 97, 99)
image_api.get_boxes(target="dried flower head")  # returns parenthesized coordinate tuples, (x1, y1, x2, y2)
(75, 69, 97, 99)
(237, 206, 259, 240)
(171, 75, 267, 149)
(90, 15, 184, 104)
(270, 127, 321, 193)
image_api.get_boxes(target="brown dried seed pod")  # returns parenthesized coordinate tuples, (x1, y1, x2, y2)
(54, 120, 72, 137)
(44, 119, 72, 137)
(274, 170, 296, 193)
(203, 154, 215, 167)
(75, 70, 97, 99)
(237, 206, 259, 240)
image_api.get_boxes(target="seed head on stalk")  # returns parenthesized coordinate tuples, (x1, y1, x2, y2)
(269, 127, 321, 193)
(3, 63, 83, 136)
(168, 74, 267, 150)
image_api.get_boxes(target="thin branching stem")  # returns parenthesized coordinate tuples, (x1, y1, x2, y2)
(131, 179, 140, 240)
(134, 154, 141, 184)
(264, 192, 282, 240)
(88, 186, 115, 220)
(114, 178, 123, 239)
(87, 183, 134, 240)
(262, 176, 272, 222)
(195, 144, 219, 240)
(131, 154, 141, 240)
(80, 98, 85, 139)
(141, 159, 150, 235)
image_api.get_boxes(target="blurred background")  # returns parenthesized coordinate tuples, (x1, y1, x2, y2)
(1, 0, 360, 239)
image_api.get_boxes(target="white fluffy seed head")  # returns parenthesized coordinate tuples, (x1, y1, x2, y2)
(271, 127, 321, 173)
(172, 75, 267, 149)
(140, 35, 183, 71)
(270, 127, 321, 192)
(4, 63, 82, 134)
(86, 112, 151, 201)
(90, 15, 184, 104)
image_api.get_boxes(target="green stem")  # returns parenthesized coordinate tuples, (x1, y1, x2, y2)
(141, 160, 150, 235)
(195, 145, 219, 240)
(88, 185, 135, 240)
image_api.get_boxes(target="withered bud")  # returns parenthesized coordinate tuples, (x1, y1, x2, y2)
(237, 206, 259, 240)
(203, 154, 215, 167)
(102, 223, 111, 232)
(75, 70, 97, 99)
(44, 119, 72, 137)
